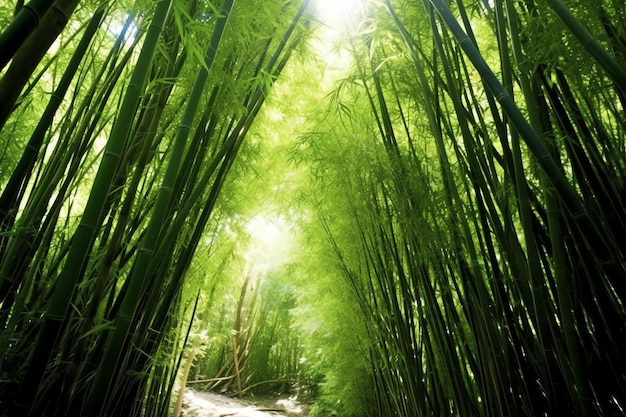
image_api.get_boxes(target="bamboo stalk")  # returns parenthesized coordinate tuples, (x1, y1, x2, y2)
(427, 0, 624, 281)
(11, 1, 173, 414)
(232, 335, 242, 397)
(0, 0, 56, 70)
(545, 0, 626, 94)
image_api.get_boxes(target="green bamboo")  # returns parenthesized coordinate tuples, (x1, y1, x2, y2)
(84, 1, 233, 413)
(0, 38, 138, 335)
(0, 0, 55, 70)
(0, 0, 81, 131)
(545, 0, 626, 94)
(87, 60, 183, 301)
(1, 1, 623, 416)
(93, 6, 310, 401)
(386, 8, 521, 412)
(11, 1, 172, 413)
(493, 0, 563, 405)
(0, 5, 105, 263)
(427, 0, 623, 280)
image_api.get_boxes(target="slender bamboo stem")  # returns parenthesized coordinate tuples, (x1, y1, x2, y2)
(12, 1, 172, 413)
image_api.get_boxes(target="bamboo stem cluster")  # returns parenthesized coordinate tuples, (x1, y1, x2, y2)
(0, 1, 310, 416)
(301, 0, 626, 415)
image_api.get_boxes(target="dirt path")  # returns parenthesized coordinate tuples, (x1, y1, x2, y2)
(181, 390, 308, 417)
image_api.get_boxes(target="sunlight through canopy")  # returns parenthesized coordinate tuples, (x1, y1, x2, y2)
(244, 214, 295, 274)
(312, 0, 363, 30)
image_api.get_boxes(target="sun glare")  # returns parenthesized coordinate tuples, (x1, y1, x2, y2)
(312, 0, 362, 30)
(106, 12, 139, 44)
(309, 0, 367, 78)
(244, 215, 295, 274)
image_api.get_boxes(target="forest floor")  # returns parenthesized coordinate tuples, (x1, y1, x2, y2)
(180, 389, 310, 417)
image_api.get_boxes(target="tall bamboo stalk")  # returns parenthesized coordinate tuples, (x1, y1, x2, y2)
(545, 0, 626, 94)
(300, 1, 626, 416)
(0, 0, 56, 70)
(0, 0, 82, 130)
(83, 2, 233, 413)
(11, 1, 173, 413)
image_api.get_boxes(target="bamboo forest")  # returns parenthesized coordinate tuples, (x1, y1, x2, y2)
(1, 0, 625, 416)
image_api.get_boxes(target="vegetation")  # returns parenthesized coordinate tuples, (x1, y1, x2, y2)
(0, 0, 310, 415)
(1, 1, 625, 417)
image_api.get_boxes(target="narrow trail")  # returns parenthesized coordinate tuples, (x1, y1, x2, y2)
(181, 390, 308, 417)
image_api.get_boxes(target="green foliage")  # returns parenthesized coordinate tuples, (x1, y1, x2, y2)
(288, 0, 626, 416)
(0, 0, 311, 415)
(294, 241, 375, 417)
(1, 1, 625, 417)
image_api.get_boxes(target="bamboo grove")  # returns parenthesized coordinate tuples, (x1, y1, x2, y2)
(0, 0, 310, 415)
(295, 0, 626, 416)
(1, 0, 626, 417)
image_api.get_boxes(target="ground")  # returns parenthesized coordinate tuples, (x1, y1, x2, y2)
(181, 389, 309, 417)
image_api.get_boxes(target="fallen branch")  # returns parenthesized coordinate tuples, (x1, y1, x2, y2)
(187, 375, 237, 384)
(241, 378, 297, 393)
